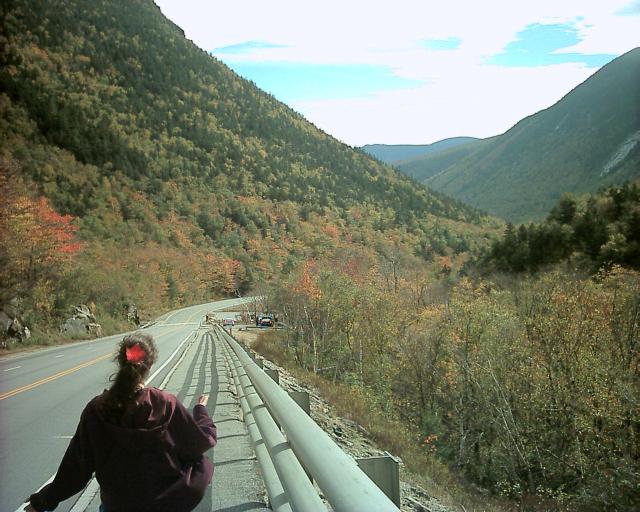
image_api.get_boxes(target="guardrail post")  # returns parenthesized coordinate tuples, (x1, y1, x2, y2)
(288, 390, 310, 416)
(265, 368, 279, 384)
(264, 368, 281, 430)
(356, 454, 401, 507)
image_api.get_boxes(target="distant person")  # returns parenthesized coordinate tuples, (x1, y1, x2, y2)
(26, 333, 217, 512)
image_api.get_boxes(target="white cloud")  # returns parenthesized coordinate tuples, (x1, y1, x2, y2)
(557, 14, 640, 54)
(154, 0, 639, 144)
(293, 63, 596, 146)
(157, 0, 636, 62)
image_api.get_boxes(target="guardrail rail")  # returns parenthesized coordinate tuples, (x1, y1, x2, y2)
(215, 326, 400, 512)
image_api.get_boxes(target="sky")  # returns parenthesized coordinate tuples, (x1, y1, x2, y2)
(154, 1, 639, 147)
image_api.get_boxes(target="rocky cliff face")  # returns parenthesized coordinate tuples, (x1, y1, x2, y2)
(59, 304, 102, 338)
(601, 129, 640, 176)
(0, 298, 31, 347)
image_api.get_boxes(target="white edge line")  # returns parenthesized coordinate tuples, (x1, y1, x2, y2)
(145, 329, 198, 385)
(157, 336, 196, 390)
(19, 329, 199, 512)
(68, 479, 100, 512)
(4, 366, 21, 372)
(13, 474, 55, 512)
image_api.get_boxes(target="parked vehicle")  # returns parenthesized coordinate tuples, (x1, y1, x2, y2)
(259, 316, 274, 327)
(222, 318, 235, 326)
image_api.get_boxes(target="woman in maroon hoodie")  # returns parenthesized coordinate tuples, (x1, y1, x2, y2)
(26, 333, 217, 512)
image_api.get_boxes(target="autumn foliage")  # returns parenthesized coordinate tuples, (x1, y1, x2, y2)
(267, 249, 640, 511)
(0, 168, 82, 310)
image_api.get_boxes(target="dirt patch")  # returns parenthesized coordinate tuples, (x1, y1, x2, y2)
(233, 327, 261, 348)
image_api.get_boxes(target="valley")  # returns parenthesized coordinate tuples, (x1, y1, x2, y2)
(1, 1, 638, 510)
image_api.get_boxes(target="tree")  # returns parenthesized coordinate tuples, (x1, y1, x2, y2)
(548, 194, 577, 225)
(1, 164, 82, 310)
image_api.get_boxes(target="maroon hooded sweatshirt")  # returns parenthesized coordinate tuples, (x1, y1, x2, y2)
(30, 387, 217, 512)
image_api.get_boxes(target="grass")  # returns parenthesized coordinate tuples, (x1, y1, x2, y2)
(253, 331, 517, 512)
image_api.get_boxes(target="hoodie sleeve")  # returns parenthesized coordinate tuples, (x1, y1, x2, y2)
(30, 405, 95, 511)
(170, 400, 217, 462)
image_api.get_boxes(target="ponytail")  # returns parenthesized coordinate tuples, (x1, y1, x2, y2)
(101, 333, 158, 423)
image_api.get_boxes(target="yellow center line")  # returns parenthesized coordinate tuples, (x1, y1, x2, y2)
(0, 325, 191, 402)
(0, 353, 112, 401)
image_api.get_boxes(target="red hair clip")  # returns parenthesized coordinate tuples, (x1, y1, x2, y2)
(125, 344, 146, 364)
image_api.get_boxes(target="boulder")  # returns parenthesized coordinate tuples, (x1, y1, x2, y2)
(125, 303, 140, 325)
(72, 304, 96, 322)
(0, 311, 12, 333)
(60, 305, 102, 338)
(60, 318, 90, 337)
(86, 322, 103, 337)
(4, 297, 20, 318)
(9, 317, 24, 338)
(0, 299, 30, 344)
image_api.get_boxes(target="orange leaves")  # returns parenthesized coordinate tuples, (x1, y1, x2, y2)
(1, 178, 82, 286)
(349, 206, 363, 221)
(293, 259, 321, 301)
(206, 254, 244, 294)
(420, 434, 439, 453)
(20, 196, 82, 263)
(220, 258, 241, 279)
(29, 43, 51, 62)
(0, 171, 83, 311)
(437, 255, 452, 274)
(36, 197, 82, 257)
(321, 223, 340, 241)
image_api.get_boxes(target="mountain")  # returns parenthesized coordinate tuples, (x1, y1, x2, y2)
(361, 137, 478, 165)
(398, 139, 484, 182)
(420, 48, 640, 223)
(0, 0, 492, 324)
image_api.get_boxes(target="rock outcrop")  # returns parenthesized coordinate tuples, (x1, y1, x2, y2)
(60, 304, 102, 338)
(0, 298, 31, 347)
(125, 303, 140, 325)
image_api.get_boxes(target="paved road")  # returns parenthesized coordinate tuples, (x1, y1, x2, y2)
(0, 298, 264, 512)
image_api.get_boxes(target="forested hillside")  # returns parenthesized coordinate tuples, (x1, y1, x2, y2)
(2, 1, 638, 510)
(0, 0, 492, 334)
(484, 183, 640, 273)
(263, 184, 640, 511)
(398, 138, 484, 182)
(362, 137, 478, 165)
(422, 48, 640, 222)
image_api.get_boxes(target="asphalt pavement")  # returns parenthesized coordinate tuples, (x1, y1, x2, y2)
(0, 298, 264, 512)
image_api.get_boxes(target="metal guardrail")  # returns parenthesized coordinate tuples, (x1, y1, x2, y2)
(215, 326, 400, 512)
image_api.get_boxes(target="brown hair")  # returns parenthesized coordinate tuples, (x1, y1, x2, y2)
(101, 332, 158, 423)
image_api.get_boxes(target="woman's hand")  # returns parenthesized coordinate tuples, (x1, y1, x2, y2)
(197, 394, 209, 406)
